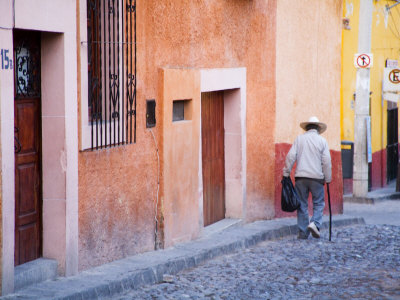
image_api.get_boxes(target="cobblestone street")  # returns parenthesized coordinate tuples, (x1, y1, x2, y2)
(115, 224, 400, 300)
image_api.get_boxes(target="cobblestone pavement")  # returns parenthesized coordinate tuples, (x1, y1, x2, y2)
(114, 225, 400, 300)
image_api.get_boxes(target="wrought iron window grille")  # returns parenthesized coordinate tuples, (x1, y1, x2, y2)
(87, 0, 136, 150)
(14, 31, 41, 99)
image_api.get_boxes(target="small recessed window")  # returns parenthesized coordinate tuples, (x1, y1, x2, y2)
(146, 99, 156, 128)
(173, 99, 192, 122)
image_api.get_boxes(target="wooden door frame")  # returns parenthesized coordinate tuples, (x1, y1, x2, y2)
(199, 68, 247, 227)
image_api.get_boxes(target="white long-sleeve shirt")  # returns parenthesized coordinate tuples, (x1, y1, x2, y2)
(283, 129, 332, 183)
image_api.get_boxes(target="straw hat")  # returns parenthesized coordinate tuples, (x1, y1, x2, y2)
(300, 116, 327, 134)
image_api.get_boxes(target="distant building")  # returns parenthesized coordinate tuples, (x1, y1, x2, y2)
(341, 0, 400, 194)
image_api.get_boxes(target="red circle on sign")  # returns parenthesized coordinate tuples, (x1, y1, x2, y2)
(357, 54, 371, 68)
(389, 69, 400, 84)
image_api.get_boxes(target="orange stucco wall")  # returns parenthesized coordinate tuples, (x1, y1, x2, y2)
(78, 0, 277, 270)
(141, 0, 277, 224)
(160, 69, 201, 247)
(78, 146, 157, 270)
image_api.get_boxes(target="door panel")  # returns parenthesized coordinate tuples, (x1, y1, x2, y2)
(201, 91, 225, 226)
(14, 30, 42, 266)
(16, 223, 40, 265)
(16, 102, 39, 153)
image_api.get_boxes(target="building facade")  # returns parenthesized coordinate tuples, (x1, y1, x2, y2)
(341, 0, 400, 194)
(0, 0, 343, 295)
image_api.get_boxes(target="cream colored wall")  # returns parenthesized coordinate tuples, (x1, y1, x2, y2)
(275, 0, 342, 151)
(41, 33, 67, 275)
(223, 89, 244, 218)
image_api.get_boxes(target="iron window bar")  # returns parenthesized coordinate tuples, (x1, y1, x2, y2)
(87, 0, 136, 150)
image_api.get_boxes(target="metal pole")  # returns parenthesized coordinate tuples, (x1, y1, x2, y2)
(327, 183, 332, 242)
(353, 0, 373, 197)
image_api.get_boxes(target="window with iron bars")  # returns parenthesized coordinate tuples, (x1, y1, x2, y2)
(87, 0, 136, 150)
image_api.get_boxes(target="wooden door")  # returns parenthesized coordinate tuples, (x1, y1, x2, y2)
(201, 91, 225, 226)
(14, 30, 42, 266)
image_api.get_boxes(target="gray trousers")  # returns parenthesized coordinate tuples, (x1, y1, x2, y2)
(295, 178, 325, 237)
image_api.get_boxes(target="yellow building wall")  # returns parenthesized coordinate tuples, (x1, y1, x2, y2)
(341, 0, 400, 152)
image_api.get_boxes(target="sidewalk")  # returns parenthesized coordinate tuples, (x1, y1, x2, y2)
(343, 181, 400, 204)
(1, 215, 364, 300)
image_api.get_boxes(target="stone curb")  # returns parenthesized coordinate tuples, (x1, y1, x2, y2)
(344, 193, 400, 204)
(1, 216, 365, 300)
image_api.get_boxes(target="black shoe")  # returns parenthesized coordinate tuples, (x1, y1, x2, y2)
(298, 232, 308, 240)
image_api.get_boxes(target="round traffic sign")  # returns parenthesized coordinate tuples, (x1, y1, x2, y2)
(356, 54, 371, 68)
(389, 69, 400, 84)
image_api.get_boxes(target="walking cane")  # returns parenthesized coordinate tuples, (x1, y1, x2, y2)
(327, 183, 332, 241)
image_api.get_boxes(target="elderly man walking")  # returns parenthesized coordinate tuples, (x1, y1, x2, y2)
(283, 117, 332, 239)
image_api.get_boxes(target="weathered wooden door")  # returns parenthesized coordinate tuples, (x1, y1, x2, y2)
(201, 91, 225, 226)
(14, 30, 42, 265)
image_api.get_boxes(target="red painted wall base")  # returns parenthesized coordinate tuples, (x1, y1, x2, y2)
(371, 148, 387, 190)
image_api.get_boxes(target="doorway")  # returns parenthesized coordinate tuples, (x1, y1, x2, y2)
(13, 30, 42, 266)
(387, 107, 398, 183)
(201, 91, 226, 226)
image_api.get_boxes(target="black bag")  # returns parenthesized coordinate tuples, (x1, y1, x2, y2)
(281, 176, 301, 212)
